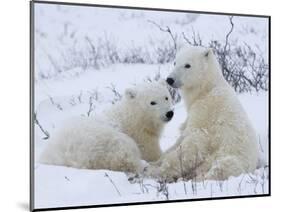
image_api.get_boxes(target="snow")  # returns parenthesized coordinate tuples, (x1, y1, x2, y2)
(35, 165, 268, 209)
(33, 2, 269, 209)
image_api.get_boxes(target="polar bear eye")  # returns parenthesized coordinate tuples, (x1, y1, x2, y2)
(184, 64, 191, 69)
(150, 101, 157, 105)
(165, 97, 168, 101)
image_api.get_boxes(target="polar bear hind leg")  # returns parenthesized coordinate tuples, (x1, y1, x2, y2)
(39, 121, 144, 173)
(99, 133, 145, 173)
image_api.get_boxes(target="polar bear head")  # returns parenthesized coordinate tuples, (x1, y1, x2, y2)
(124, 81, 174, 123)
(166, 46, 218, 89)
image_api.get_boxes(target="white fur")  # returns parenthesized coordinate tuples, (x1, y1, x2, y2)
(147, 46, 258, 181)
(39, 82, 173, 173)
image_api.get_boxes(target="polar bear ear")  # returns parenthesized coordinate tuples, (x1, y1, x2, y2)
(204, 48, 213, 58)
(125, 88, 137, 99)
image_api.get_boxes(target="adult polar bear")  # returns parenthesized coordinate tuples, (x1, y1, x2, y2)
(148, 46, 258, 181)
(39, 82, 174, 173)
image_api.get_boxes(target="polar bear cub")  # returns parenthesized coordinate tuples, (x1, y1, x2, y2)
(147, 46, 258, 181)
(39, 81, 174, 173)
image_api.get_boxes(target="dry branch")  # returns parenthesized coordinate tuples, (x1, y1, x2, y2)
(34, 112, 50, 140)
(104, 172, 121, 196)
(148, 20, 177, 51)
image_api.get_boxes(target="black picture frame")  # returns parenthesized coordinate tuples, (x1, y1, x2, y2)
(30, 1, 271, 211)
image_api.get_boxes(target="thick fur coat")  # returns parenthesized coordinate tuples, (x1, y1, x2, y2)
(39, 82, 173, 173)
(147, 46, 258, 181)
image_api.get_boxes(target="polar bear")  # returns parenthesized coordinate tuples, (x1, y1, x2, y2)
(147, 46, 258, 181)
(39, 81, 174, 173)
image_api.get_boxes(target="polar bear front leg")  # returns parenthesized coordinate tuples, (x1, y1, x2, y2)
(146, 130, 210, 182)
(93, 132, 145, 173)
(203, 156, 244, 180)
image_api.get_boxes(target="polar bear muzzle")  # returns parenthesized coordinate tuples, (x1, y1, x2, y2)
(162, 110, 174, 122)
(166, 77, 175, 86)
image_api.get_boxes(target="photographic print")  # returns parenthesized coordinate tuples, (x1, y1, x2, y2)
(30, 1, 270, 211)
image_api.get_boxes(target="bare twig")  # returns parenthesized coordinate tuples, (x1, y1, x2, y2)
(34, 112, 50, 140)
(85, 36, 100, 68)
(69, 96, 76, 106)
(182, 32, 191, 45)
(148, 20, 177, 51)
(223, 16, 234, 53)
(104, 172, 121, 196)
(261, 167, 268, 194)
(64, 176, 70, 181)
(178, 145, 187, 195)
(182, 28, 203, 47)
(87, 96, 94, 117)
(237, 174, 245, 194)
(157, 179, 169, 200)
(48, 96, 63, 111)
(86, 90, 98, 117)
(47, 54, 62, 74)
(258, 135, 264, 153)
(138, 178, 150, 194)
(77, 91, 83, 103)
(106, 83, 122, 104)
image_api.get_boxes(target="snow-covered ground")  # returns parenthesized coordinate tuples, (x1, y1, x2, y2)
(33, 2, 269, 209)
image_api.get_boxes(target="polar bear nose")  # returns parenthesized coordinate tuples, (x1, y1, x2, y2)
(166, 111, 174, 119)
(166, 78, 175, 86)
